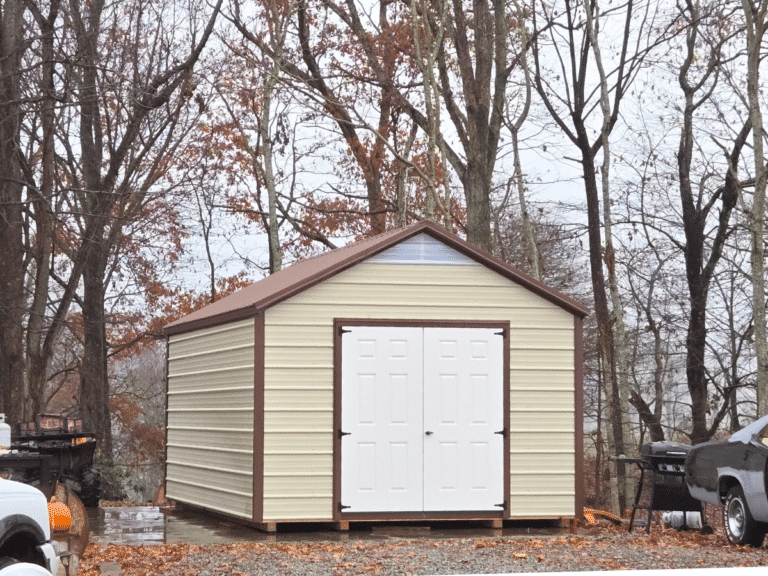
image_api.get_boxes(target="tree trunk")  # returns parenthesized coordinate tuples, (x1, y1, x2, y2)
(295, 0, 388, 235)
(24, 0, 62, 421)
(529, 0, 644, 512)
(586, 3, 633, 507)
(0, 0, 28, 425)
(676, 0, 750, 443)
(80, 242, 113, 457)
(581, 142, 626, 513)
(463, 163, 493, 251)
(408, 0, 451, 226)
(742, 0, 768, 417)
(509, 1, 538, 278)
(261, 65, 283, 274)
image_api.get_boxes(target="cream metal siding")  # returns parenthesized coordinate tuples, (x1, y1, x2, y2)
(166, 319, 255, 519)
(263, 262, 576, 521)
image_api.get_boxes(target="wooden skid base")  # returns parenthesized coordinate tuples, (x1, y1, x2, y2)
(251, 517, 571, 533)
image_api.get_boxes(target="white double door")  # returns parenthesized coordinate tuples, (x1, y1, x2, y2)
(341, 326, 504, 513)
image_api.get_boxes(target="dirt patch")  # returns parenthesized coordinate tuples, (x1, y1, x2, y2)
(78, 520, 768, 575)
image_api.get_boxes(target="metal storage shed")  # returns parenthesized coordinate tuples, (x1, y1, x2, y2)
(163, 221, 589, 531)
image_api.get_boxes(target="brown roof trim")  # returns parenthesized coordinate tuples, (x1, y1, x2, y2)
(164, 221, 589, 335)
(163, 305, 258, 336)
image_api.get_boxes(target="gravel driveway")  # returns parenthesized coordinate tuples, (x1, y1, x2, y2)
(79, 521, 768, 575)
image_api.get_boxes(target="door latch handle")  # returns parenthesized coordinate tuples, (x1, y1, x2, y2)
(425, 430, 434, 435)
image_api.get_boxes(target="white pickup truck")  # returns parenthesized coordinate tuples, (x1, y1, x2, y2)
(0, 478, 59, 575)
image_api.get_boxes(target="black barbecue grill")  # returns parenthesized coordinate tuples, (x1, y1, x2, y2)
(625, 441, 703, 533)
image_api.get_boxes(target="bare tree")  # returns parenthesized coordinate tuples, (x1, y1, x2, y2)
(741, 0, 768, 416)
(51, 0, 222, 455)
(0, 1, 29, 423)
(674, 0, 749, 444)
(530, 0, 662, 511)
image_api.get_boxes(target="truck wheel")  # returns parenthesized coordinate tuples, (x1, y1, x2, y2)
(78, 467, 101, 507)
(0, 558, 54, 575)
(723, 485, 765, 547)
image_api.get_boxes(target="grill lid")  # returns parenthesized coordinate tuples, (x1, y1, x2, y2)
(639, 441, 692, 461)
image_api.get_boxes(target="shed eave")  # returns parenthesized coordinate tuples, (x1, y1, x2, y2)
(163, 305, 258, 337)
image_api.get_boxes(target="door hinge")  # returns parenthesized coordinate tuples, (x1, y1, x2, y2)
(339, 503, 351, 512)
(338, 430, 351, 438)
(495, 501, 507, 509)
(494, 428, 507, 437)
(339, 327, 352, 335)
(495, 329, 506, 337)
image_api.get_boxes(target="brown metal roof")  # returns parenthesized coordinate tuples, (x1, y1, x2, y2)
(164, 220, 589, 335)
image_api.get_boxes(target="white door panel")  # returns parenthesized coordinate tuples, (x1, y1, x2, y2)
(341, 327, 424, 512)
(341, 326, 504, 513)
(424, 328, 504, 511)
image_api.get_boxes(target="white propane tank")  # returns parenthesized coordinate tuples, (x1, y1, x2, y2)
(0, 414, 10, 449)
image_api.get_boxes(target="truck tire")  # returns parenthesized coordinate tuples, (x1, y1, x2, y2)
(0, 558, 53, 575)
(78, 467, 101, 507)
(723, 485, 766, 547)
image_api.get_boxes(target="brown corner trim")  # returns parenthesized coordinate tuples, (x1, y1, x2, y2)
(253, 312, 265, 523)
(574, 316, 585, 521)
(163, 337, 170, 491)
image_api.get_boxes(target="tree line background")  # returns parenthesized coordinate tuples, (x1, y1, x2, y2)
(1, 0, 767, 511)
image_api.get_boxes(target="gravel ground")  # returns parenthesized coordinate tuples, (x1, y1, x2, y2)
(79, 521, 768, 575)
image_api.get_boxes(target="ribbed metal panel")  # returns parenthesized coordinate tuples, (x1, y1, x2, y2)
(169, 345, 253, 375)
(264, 453, 331, 475)
(508, 329, 573, 349)
(508, 494, 576, 517)
(165, 478, 252, 519)
(166, 318, 254, 519)
(263, 497, 332, 519)
(263, 411, 332, 432)
(509, 370, 575, 388)
(168, 387, 253, 410)
(166, 366, 253, 392)
(264, 432, 333, 452)
(263, 475, 333, 496)
(261, 262, 576, 521)
(167, 445, 254, 470)
(167, 427, 253, 451)
(264, 389, 332, 410)
(510, 451, 576, 472)
(510, 389, 573, 408)
(167, 408, 254, 429)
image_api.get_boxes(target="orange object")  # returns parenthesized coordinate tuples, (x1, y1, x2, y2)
(583, 507, 624, 526)
(48, 496, 72, 533)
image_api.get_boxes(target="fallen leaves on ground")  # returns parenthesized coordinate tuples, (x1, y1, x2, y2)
(79, 522, 768, 575)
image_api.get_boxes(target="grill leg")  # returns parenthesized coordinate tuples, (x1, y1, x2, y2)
(628, 467, 646, 533)
(645, 469, 656, 534)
